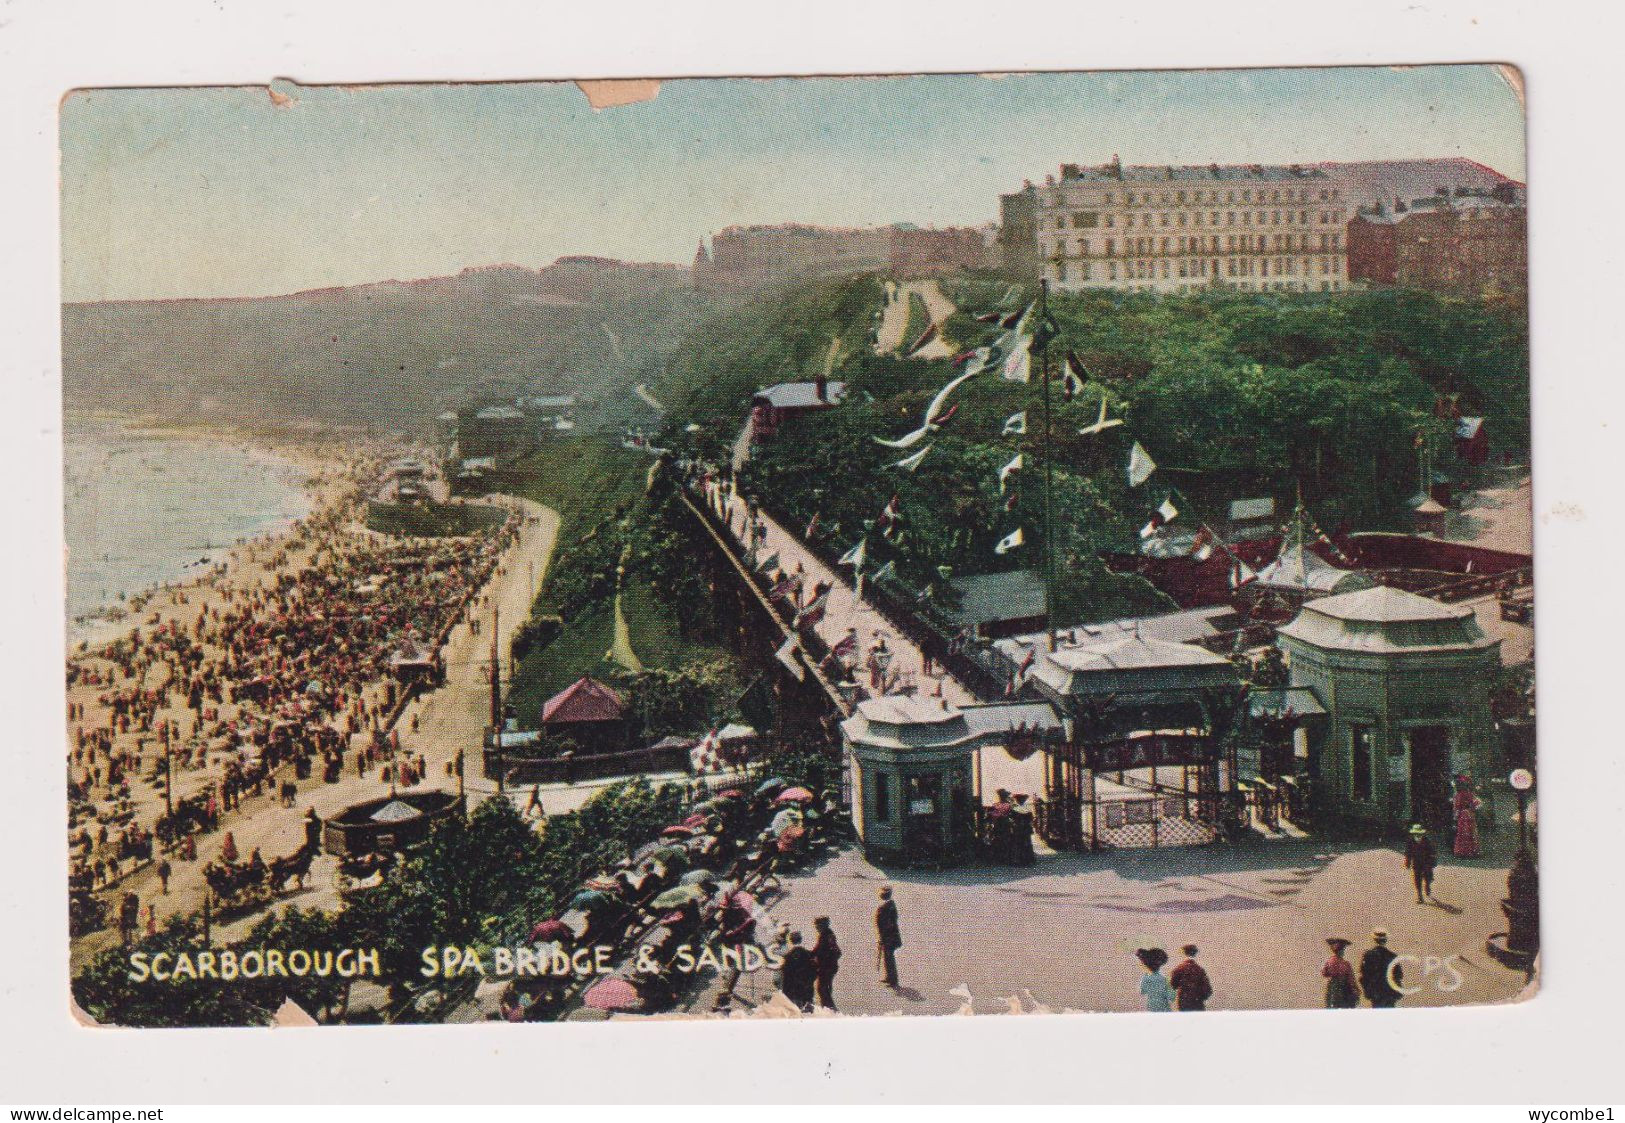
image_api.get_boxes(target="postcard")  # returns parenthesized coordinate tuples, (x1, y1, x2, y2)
(61, 65, 1535, 1026)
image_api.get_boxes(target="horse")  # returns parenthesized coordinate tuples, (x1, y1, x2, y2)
(268, 843, 316, 893)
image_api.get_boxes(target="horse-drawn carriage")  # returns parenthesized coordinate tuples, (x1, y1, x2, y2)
(202, 841, 317, 908)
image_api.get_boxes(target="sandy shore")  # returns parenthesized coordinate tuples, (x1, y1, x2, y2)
(64, 412, 561, 974)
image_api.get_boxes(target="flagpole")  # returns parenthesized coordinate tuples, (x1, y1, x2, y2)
(1039, 279, 1058, 653)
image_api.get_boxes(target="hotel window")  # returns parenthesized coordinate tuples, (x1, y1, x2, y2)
(1177, 191, 1186, 203)
(1078, 238, 1089, 255)
(1057, 262, 1067, 282)
(1160, 260, 1170, 277)
(1160, 237, 1170, 252)
(1105, 215, 1114, 228)
(1211, 211, 1219, 225)
(1300, 210, 1309, 224)
(1178, 212, 1187, 226)
(1081, 262, 1092, 280)
(1105, 193, 1114, 204)
(1160, 213, 1170, 227)
(1350, 726, 1375, 801)
(1225, 192, 1234, 204)
(1108, 262, 1118, 279)
(1127, 215, 1136, 228)
(1242, 190, 1252, 202)
(1075, 212, 1099, 228)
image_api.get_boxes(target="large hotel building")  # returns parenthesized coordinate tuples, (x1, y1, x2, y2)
(1010, 159, 1354, 294)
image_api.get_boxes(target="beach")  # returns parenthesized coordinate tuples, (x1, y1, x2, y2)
(64, 417, 559, 971)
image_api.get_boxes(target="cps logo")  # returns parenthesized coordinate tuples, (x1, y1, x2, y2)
(1390, 954, 1464, 994)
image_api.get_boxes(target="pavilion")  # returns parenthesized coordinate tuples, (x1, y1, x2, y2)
(1276, 585, 1501, 833)
(539, 676, 630, 755)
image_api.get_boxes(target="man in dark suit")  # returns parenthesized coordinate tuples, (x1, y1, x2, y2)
(1404, 824, 1438, 902)
(779, 930, 817, 1012)
(875, 885, 902, 987)
(1359, 930, 1404, 1008)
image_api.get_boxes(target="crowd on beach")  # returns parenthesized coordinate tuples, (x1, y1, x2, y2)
(66, 451, 522, 936)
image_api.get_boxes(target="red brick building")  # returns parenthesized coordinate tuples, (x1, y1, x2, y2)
(1347, 211, 1399, 286)
(1349, 196, 1526, 298)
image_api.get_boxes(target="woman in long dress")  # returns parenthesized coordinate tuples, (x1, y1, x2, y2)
(1452, 773, 1482, 858)
(1323, 938, 1360, 1008)
(1137, 948, 1173, 1012)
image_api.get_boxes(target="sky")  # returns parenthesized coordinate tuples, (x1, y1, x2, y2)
(60, 66, 1525, 302)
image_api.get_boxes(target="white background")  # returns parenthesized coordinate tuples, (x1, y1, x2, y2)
(1, 0, 1622, 1105)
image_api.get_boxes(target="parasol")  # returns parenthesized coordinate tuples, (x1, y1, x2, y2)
(770, 808, 804, 835)
(651, 884, 708, 909)
(568, 888, 614, 912)
(774, 786, 815, 804)
(754, 777, 788, 798)
(528, 919, 570, 943)
(660, 825, 696, 839)
(582, 975, 646, 1013)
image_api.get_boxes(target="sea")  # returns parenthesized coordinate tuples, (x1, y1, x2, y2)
(63, 413, 314, 641)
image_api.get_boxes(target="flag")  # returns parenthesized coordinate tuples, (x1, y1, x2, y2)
(803, 512, 820, 540)
(1137, 496, 1179, 540)
(1230, 561, 1258, 589)
(1001, 336, 1032, 383)
(995, 527, 1025, 555)
(999, 453, 1024, 493)
(906, 321, 940, 356)
(1079, 396, 1124, 436)
(774, 634, 806, 681)
(1064, 352, 1090, 398)
(871, 560, 897, 584)
(1004, 490, 1019, 512)
(876, 495, 901, 537)
(890, 445, 931, 472)
(754, 551, 779, 574)
(1000, 303, 1032, 330)
(1128, 442, 1157, 486)
(794, 590, 829, 629)
(1002, 411, 1027, 436)
(875, 368, 975, 448)
(768, 576, 798, 603)
(1191, 527, 1216, 562)
(838, 539, 867, 568)
(1016, 646, 1037, 678)
(831, 629, 859, 660)
(975, 311, 1004, 323)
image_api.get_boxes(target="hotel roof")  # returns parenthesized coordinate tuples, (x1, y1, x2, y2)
(1278, 586, 1498, 655)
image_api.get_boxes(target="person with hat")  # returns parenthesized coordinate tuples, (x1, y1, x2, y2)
(1404, 824, 1439, 903)
(1170, 944, 1213, 1011)
(1359, 930, 1404, 1008)
(1452, 774, 1483, 859)
(1010, 794, 1036, 866)
(812, 916, 842, 1011)
(986, 788, 1014, 863)
(1136, 948, 1174, 1012)
(1322, 938, 1361, 1008)
(779, 930, 817, 1012)
(875, 886, 903, 987)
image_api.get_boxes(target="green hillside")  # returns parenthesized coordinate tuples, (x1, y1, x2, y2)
(650, 277, 1529, 625)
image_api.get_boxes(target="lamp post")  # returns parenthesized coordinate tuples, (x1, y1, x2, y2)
(1489, 767, 1538, 968)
